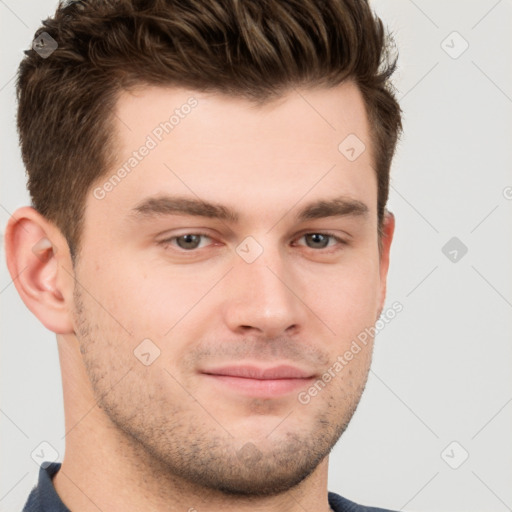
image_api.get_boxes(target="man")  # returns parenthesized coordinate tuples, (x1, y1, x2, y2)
(5, 0, 402, 510)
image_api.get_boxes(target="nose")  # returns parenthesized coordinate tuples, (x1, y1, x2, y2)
(221, 246, 305, 339)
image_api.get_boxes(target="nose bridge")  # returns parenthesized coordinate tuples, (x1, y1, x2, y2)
(223, 239, 303, 336)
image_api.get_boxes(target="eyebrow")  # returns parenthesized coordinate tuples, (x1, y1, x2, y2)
(128, 195, 369, 223)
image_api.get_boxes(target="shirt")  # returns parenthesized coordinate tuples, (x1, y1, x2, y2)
(23, 462, 398, 512)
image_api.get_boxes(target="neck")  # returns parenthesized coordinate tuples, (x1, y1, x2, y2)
(52, 335, 332, 512)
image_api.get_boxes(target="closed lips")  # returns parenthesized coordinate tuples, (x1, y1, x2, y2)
(202, 365, 314, 379)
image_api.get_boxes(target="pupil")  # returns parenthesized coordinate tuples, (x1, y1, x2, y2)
(178, 234, 200, 249)
(307, 233, 328, 248)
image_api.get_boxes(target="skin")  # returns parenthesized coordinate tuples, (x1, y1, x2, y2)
(5, 80, 394, 512)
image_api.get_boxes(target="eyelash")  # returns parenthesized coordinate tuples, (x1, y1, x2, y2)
(158, 232, 348, 252)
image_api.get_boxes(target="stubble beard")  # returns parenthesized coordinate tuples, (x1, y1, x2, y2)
(73, 285, 369, 497)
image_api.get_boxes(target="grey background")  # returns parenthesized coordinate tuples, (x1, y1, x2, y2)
(1, 1, 511, 511)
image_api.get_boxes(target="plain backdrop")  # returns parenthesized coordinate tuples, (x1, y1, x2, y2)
(1, 1, 511, 511)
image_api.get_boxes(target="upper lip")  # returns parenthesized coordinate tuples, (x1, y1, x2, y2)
(202, 364, 314, 380)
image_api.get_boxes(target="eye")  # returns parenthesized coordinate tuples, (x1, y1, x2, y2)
(296, 233, 346, 250)
(161, 233, 212, 250)
(158, 231, 346, 254)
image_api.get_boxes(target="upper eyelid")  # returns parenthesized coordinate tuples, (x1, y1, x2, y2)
(293, 233, 347, 246)
(296, 230, 346, 239)
(159, 232, 347, 249)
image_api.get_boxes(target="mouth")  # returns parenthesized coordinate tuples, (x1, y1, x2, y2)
(201, 364, 316, 398)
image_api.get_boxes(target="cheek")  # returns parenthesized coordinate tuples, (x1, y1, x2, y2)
(296, 254, 381, 338)
(79, 240, 381, 358)
(83, 253, 222, 339)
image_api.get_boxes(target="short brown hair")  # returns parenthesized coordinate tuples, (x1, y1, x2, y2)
(17, 0, 402, 261)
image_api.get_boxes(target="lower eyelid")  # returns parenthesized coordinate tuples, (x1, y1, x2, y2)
(159, 233, 347, 251)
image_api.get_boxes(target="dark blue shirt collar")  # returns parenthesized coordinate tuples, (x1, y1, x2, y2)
(23, 462, 396, 512)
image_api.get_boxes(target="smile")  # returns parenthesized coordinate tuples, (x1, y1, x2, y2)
(201, 365, 316, 398)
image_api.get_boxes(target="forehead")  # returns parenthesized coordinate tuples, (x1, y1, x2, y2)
(87, 82, 376, 228)
(113, 81, 371, 155)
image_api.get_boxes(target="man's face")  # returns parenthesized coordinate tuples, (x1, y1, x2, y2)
(72, 82, 392, 495)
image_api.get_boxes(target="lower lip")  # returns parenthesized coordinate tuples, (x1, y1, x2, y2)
(203, 374, 314, 397)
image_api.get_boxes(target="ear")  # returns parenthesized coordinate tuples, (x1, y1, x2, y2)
(4, 206, 75, 334)
(377, 209, 395, 316)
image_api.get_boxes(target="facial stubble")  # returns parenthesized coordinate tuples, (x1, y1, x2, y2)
(72, 283, 371, 497)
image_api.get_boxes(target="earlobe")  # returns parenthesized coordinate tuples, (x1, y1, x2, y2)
(4, 207, 75, 334)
